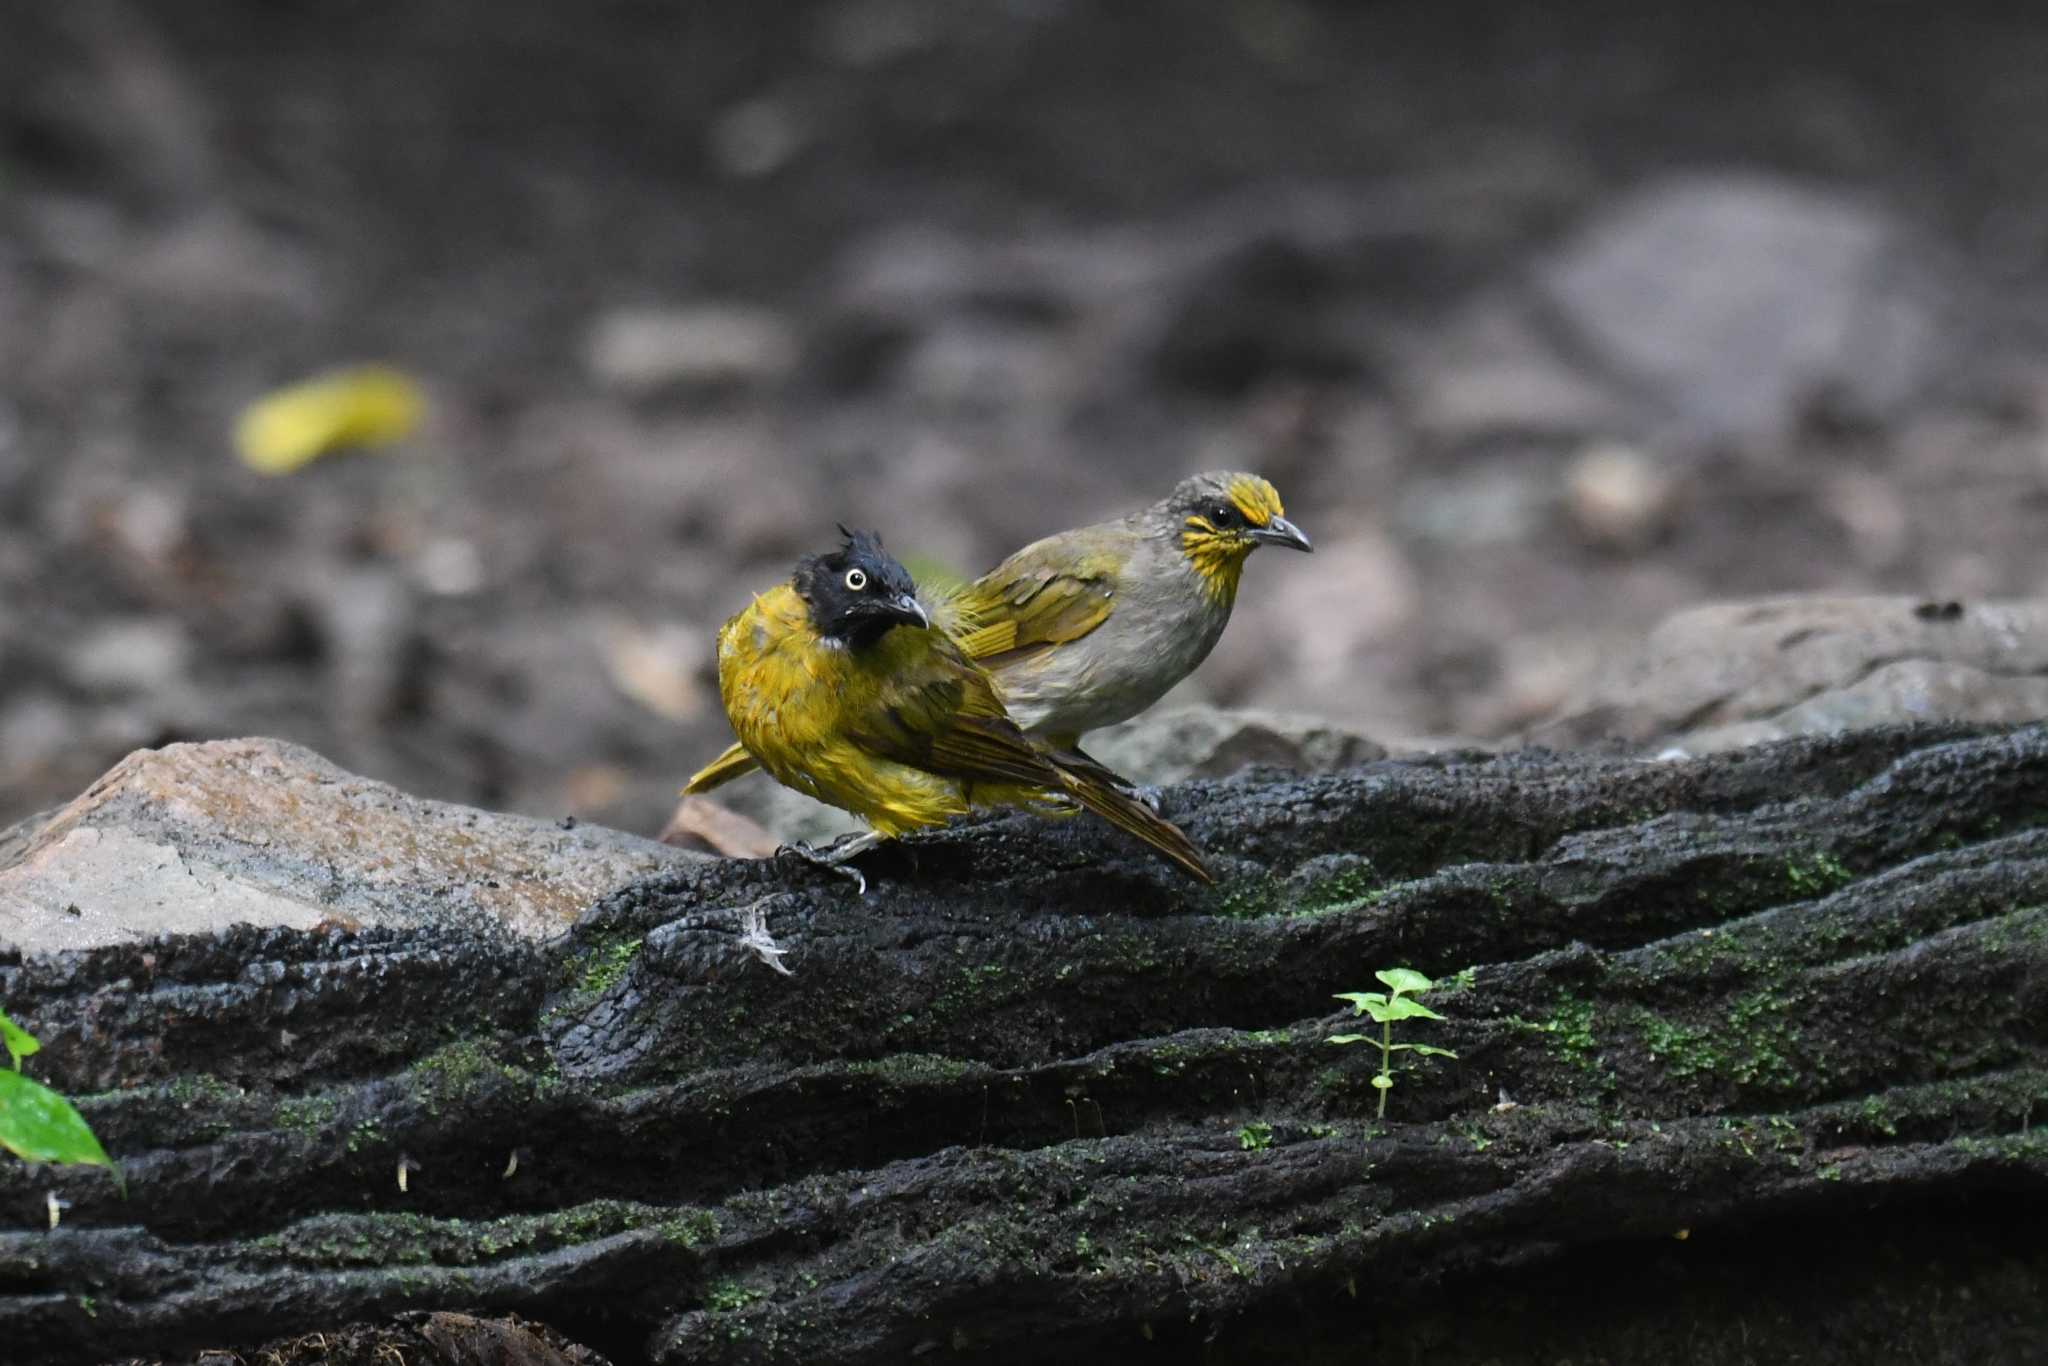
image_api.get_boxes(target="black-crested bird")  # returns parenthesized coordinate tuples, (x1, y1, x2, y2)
(706, 528, 1212, 888)
(686, 471, 1309, 792)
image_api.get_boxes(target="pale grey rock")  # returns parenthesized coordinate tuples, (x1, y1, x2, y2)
(1540, 174, 1953, 441)
(1400, 295, 1629, 443)
(1674, 658, 2048, 754)
(1539, 595, 2048, 752)
(584, 304, 799, 392)
(0, 737, 697, 957)
(64, 618, 193, 696)
(1085, 704, 1387, 786)
(897, 319, 1071, 412)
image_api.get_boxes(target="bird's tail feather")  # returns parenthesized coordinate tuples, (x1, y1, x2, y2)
(1050, 760, 1213, 883)
(1044, 745, 1134, 792)
(682, 741, 760, 795)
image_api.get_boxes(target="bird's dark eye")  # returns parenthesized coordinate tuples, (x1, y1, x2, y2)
(844, 568, 868, 591)
(1210, 503, 1237, 526)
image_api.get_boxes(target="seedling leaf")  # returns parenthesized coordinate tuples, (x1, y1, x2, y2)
(1363, 996, 1444, 1024)
(0, 1070, 116, 1174)
(1328, 1034, 1369, 1045)
(1376, 968, 1435, 995)
(0, 1012, 39, 1070)
(1407, 1045, 1460, 1058)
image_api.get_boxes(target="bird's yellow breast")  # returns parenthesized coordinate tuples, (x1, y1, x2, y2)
(714, 586, 973, 836)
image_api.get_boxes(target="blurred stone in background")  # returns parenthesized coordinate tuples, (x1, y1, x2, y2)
(1538, 174, 1957, 446)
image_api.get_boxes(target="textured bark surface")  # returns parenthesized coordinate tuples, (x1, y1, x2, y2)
(4, 725, 2047, 1364)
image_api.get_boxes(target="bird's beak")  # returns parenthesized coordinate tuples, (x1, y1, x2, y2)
(887, 593, 931, 630)
(1251, 516, 1313, 552)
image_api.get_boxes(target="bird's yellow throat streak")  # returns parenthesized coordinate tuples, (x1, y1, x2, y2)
(1178, 525, 1253, 607)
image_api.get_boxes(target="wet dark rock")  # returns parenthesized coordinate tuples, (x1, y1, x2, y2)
(102, 1313, 615, 1366)
(3, 724, 2046, 1364)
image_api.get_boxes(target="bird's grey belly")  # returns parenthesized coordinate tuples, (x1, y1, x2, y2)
(997, 602, 1227, 738)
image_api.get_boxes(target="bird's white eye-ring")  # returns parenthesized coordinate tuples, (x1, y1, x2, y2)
(845, 568, 868, 591)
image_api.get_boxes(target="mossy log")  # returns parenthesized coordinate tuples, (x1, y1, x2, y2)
(4, 724, 2047, 1364)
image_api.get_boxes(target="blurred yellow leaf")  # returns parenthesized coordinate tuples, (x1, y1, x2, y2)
(234, 365, 424, 475)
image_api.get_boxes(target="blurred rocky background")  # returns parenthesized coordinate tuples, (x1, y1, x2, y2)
(4, 0, 2048, 839)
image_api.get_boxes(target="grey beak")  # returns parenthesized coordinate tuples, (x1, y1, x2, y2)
(1252, 516, 1313, 552)
(890, 593, 931, 630)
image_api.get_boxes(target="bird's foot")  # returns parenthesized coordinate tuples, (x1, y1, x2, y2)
(1126, 783, 1166, 813)
(777, 832, 883, 896)
(779, 843, 867, 895)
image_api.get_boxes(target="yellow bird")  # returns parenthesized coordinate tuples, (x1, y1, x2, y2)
(708, 528, 1212, 888)
(686, 471, 1310, 792)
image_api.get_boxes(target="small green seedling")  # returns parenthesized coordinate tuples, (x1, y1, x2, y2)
(0, 1007, 120, 1186)
(1329, 968, 1458, 1120)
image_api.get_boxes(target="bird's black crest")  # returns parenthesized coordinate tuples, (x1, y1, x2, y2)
(793, 527, 925, 647)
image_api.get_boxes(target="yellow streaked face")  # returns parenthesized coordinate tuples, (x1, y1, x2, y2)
(1177, 474, 1307, 553)
(1173, 472, 1311, 599)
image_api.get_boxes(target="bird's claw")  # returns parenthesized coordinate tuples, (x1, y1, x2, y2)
(1128, 784, 1166, 813)
(777, 839, 872, 896)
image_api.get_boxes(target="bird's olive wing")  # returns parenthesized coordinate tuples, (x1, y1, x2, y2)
(949, 546, 1118, 665)
(845, 647, 1059, 789)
